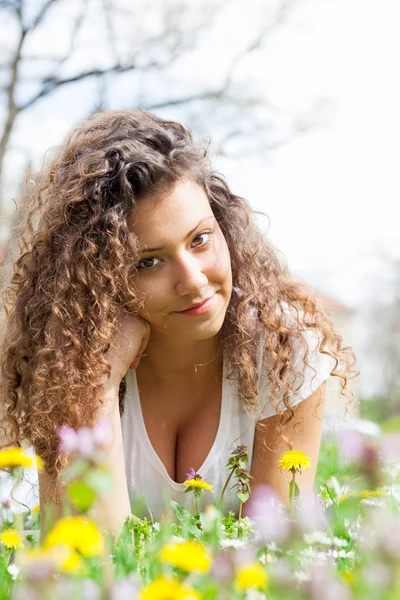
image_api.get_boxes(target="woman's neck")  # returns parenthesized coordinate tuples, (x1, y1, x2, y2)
(136, 332, 222, 386)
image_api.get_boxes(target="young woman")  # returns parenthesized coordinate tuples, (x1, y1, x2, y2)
(0, 109, 358, 538)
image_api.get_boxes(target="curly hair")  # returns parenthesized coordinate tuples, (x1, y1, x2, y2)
(0, 109, 359, 480)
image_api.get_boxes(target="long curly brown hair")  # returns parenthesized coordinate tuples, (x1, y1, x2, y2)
(0, 109, 358, 479)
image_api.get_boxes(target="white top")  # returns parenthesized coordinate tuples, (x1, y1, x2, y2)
(2, 305, 336, 518)
(120, 312, 336, 520)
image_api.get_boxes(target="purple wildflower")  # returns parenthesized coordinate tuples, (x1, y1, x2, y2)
(245, 484, 290, 543)
(110, 575, 140, 600)
(76, 427, 95, 458)
(296, 492, 327, 533)
(186, 467, 196, 480)
(92, 418, 112, 449)
(58, 426, 78, 453)
(338, 430, 365, 463)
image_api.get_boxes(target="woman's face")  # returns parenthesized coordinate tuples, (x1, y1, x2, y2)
(127, 179, 232, 341)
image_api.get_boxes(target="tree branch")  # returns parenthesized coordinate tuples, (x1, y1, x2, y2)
(0, 0, 21, 11)
(30, 0, 61, 30)
(19, 63, 140, 111)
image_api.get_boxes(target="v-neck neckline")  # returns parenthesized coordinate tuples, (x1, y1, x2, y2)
(128, 354, 231, 490)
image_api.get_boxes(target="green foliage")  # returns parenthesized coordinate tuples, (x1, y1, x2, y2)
(315, 438, 354, 490)
(1, 429, 400, 599)
(380, 415, 400, 433)
(68, 481, 97, 511)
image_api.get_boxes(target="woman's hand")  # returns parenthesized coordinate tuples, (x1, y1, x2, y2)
(103, 314, 151, 387)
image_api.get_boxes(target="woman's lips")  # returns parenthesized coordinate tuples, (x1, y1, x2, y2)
(176, 294, 215, 316)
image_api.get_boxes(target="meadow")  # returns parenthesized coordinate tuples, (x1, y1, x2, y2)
(1, 418, 400, 600)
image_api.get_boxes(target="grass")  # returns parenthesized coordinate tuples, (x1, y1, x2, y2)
(315, 437, 354, 491)
(380, 415, 400, 434)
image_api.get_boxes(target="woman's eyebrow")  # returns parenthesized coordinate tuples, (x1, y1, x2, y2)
(140, 215, 215, 254)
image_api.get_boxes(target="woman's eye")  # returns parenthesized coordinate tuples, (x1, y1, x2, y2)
(136, 257, 161, 270)
(192, 230, 213, 247)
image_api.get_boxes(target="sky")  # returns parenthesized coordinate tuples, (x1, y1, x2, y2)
(1, 0, 399, 395)
(221, 0, 400, 305)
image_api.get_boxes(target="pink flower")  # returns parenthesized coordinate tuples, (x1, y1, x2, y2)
(296, 492, 327, 533)
(76, 427, 95, 458)
(381, 432, 400, 464)
(92, 418, 112, 448)
(186, 467, 196, 480)
(58, 420, 112, 459)
(307, 558, 352, 600)
(58, 426, 78, 453)
(338, 430, 365, 463)
(244, 484, 290, 543)
(211, 550, 234, 582)
(110, 575, 139, 600)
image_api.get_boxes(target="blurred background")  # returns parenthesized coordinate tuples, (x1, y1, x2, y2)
(0, 0, 399, 437)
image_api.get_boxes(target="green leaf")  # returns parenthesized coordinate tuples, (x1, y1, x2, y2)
(68, 481, 96, 511)
(63, 457, 89, 481)
(289, 479, 295, 499)
(237, 491, 250, 503)
(85, 468, 113, 497)
(170, 501, 192, 523)
(294, 483, 300, 498)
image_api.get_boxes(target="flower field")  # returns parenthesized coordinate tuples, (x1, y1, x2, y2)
(1, 422, 400, 600)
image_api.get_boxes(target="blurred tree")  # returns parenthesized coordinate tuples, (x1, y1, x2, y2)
(0, 0, 304, 212)
(363, 254, 400, 418)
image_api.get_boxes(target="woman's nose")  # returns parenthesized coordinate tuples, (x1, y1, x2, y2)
(174, 255, 208, 296)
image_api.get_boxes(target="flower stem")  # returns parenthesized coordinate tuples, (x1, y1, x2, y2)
(5, 549, 12, 569)
(194, 495, 199, 516)
(219, 469, 234, 507)
(289, 470, 296, 518)
(237, 501, 243, 537)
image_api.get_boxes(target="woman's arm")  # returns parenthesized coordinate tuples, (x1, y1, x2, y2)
(243, 381, 326, 513)
(38, 314, 150, 543)
(39, 380, 131, 544)
(88, 382, 132, 538)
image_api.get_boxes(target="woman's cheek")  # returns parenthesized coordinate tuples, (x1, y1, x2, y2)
(138, 277, 170, 320)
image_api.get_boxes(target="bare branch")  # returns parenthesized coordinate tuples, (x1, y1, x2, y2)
(44, 0, 88, 72)
(0, 0, 21, 11)
(30, 0, 61, 30)
(101, 0, 121, 65)
(19, 63, 139, 111)
(221, 0, 298, 95)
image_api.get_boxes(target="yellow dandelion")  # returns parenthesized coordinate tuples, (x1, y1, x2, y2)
(160, 540, 211, 573)
(139, 576, 200, 600)
(16, 545, 83, 575)
(35, 455, 44, 470)
(235, 562, 268, 592)
(0, 447, 44, 471)
(278, 450, 311, 472)
(16, 546, 53, 570)
(30, 504, 40, 517)
(337, 493, 352, 503)
(183, 478, 214, 492)
(44, 516, 105, 557)
(361, 489, 387, 499)
(0, 528, 24, 550)
(342, 569, 356, 587)
(57, 546, 84, 573)
(338, 489, 388, 504)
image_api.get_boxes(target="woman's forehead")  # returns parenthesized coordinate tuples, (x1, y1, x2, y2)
(127, 179, 214, 247)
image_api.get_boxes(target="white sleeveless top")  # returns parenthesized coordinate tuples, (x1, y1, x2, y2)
(3, 306, 336, 518)
(120, 318, 336, 520)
